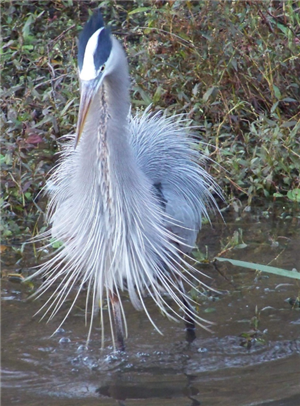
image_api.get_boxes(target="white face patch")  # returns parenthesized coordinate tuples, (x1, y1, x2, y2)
(79, 27, 104, 81)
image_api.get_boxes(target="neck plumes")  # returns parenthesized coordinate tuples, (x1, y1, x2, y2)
(78, 37, 137, 214)
(100, 38, 135, 186)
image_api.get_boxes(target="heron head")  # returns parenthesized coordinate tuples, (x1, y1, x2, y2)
(75, 10, 113, 146)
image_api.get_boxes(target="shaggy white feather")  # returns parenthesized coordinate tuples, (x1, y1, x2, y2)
(29, 26, 221, 349)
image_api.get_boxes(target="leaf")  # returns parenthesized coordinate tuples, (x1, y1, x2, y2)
(282, 98, 297, 103)
(22, 15, 34, 42)
(215, 258, 300, 280)
(203, 86, 218, 102)
(50, 238, 63, 249)
(128, 7, 151, 15)
(22, 44, 34, 50)
(134, 86, 152, 105)
(152, 86, 163, 103)
(60, 98, 75, 116)
(271, 101, 279, 113)
(287, 189, 300, 202)
(192, 83, 200, 96)
(281, 120, 297, 128)
(235, 243, 248, 249)
(276, 22, 290, 36)
(273, 85, 281, 100)
(204, 307, 216, 313)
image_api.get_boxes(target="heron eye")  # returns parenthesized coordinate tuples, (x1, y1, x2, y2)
(100, 64, 105, 72)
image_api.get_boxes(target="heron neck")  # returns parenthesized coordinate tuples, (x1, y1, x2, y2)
(92, 46, 139, 199)
(79, 39, 137, 202)
(100, 43, 133, 161)
(103, 36, 131, 125)
(104, 71, 130, 123)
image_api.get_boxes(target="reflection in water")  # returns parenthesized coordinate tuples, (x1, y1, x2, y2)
(96, 371, 200, 404)
(1, 204, 300, 406)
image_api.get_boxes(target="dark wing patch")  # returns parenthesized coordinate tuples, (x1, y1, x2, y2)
(153, 182, 167, 210)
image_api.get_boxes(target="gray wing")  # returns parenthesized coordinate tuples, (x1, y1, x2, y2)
(129, 110, 219, 254)
(157, 184, 200, 253)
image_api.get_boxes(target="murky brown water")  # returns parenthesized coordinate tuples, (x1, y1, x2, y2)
(2, 203, 300, 406)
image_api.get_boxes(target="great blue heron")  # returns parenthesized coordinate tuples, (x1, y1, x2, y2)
(30, 9, 220, 351)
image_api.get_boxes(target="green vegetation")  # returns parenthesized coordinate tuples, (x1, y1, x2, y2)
(216, 258, 300, 280)
(1, 0, 300, 240)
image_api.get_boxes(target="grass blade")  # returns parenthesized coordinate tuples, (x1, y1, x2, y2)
(215, 258, 300, 280)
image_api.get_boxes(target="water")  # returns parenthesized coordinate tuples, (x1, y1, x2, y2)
(1, 203, 300, 406)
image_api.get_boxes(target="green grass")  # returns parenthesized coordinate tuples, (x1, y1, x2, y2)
(1, 0, 300, 240)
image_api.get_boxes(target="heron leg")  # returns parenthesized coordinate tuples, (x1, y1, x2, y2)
(174, 274, 196, 343)
(181, 296, 196, 331)
(109, 292, 125, 351)
(181, 295, 196, 343)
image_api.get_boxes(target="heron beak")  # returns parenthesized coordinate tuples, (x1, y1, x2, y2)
(75, 80, 98, 148)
